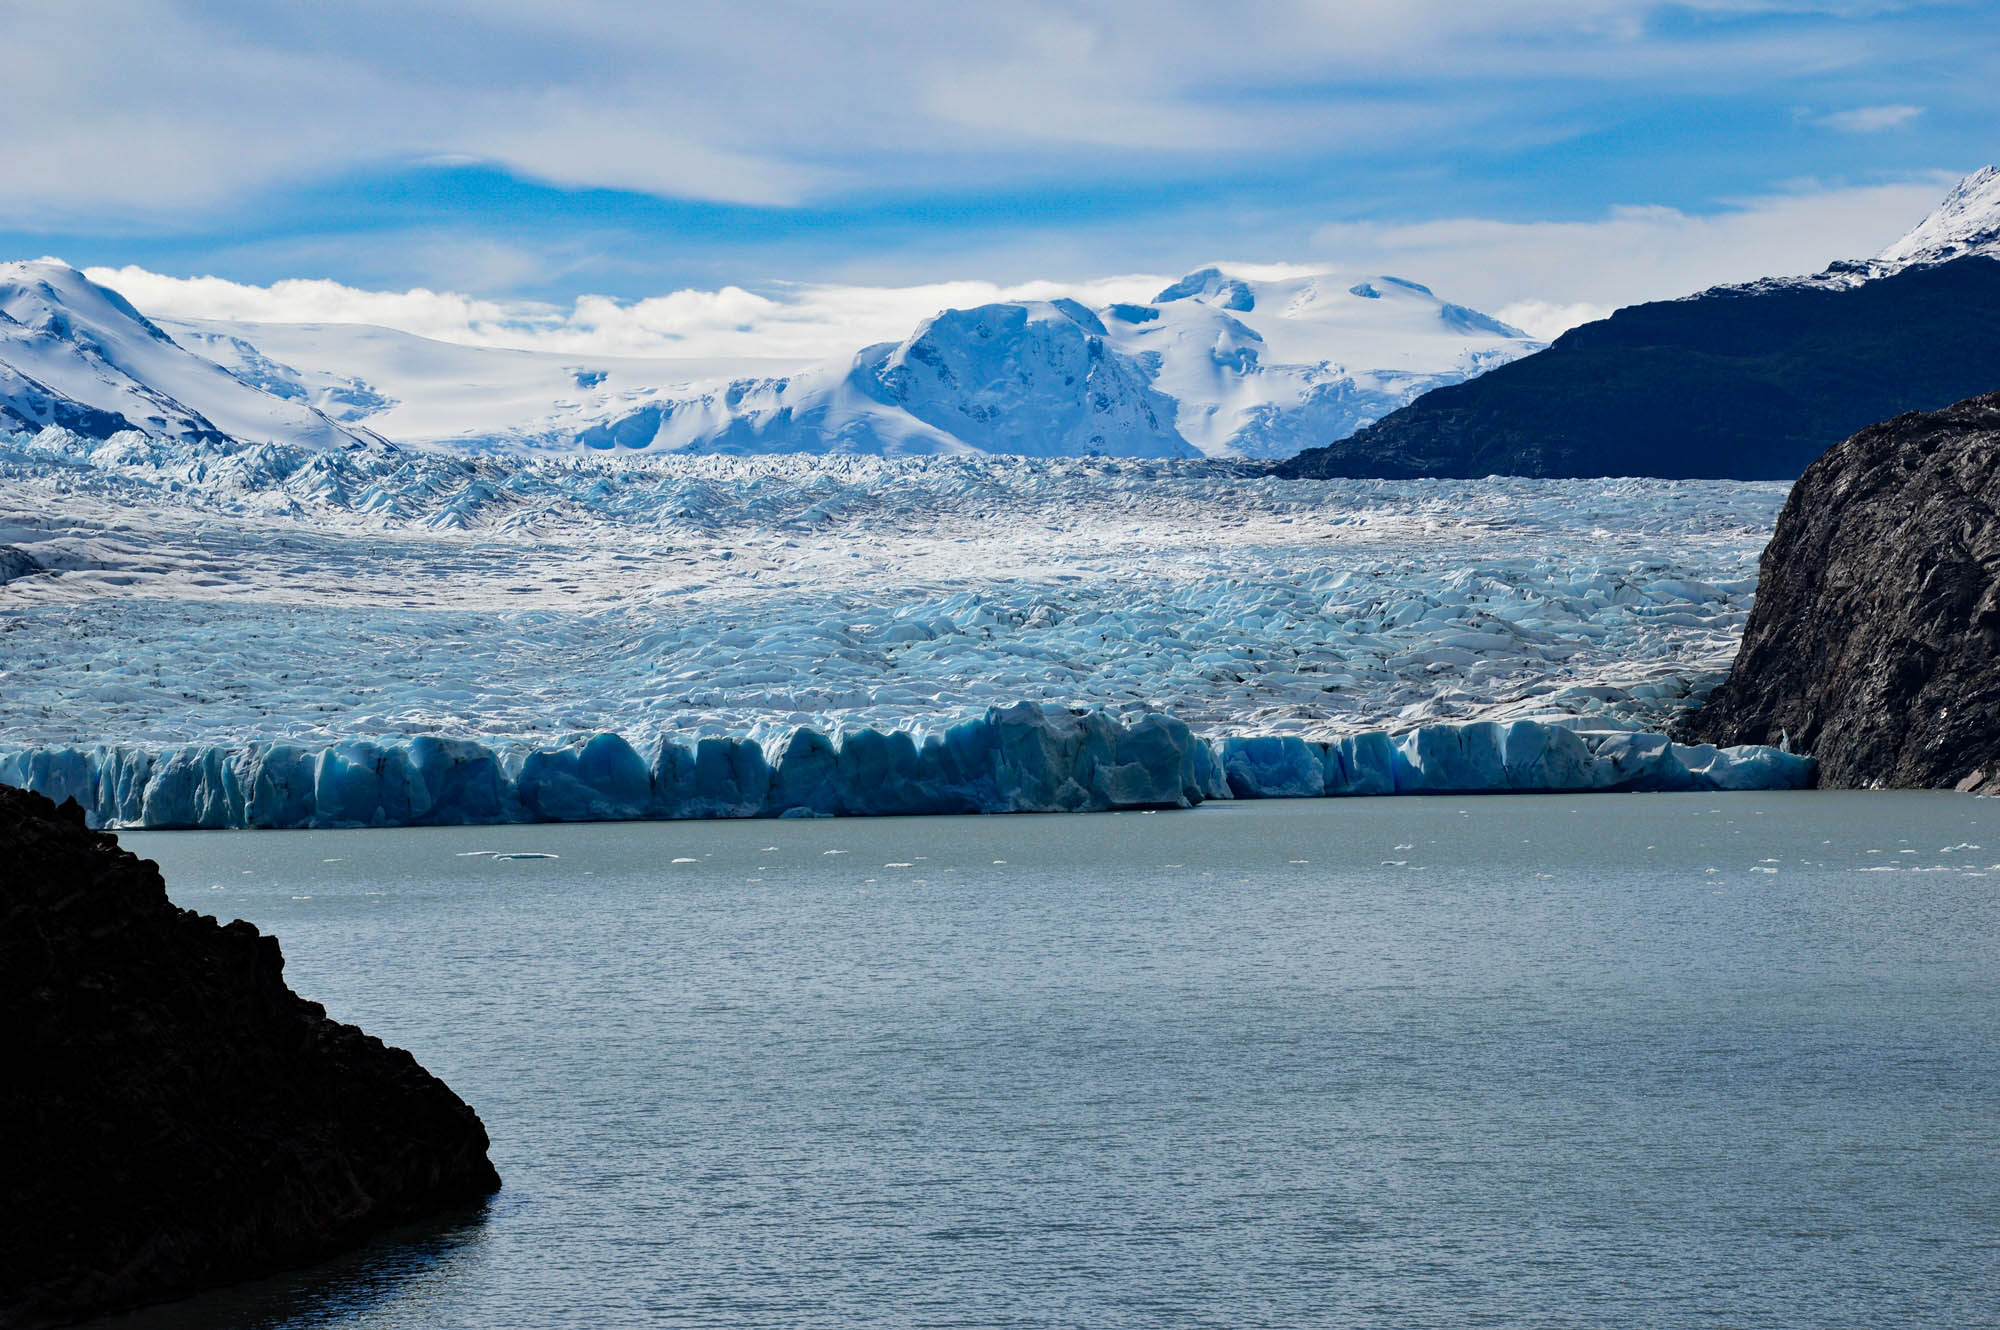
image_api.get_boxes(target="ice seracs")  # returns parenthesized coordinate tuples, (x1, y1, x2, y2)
(0, 430, 1784, 748)
(0, 261, 387, 452)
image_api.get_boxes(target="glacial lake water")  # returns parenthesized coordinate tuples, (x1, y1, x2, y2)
(102, 792, 2000, 1329)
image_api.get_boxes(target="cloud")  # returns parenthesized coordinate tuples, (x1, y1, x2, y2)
(1308, 176, 1955, 319)
(86, 169, 1960, 361)
(1493, 300, 1617, 340)
(85, 264, 1169, 363)
(1815, 104, 1925, 132)
(0, 0, 1963, 222)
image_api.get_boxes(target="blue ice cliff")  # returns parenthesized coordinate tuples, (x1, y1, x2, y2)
(1, 704, 1812, 831)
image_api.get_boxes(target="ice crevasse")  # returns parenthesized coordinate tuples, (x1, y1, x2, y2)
(0, 703, 1813, 831)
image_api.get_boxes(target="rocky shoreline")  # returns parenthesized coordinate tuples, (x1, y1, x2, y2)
(0, 785, 499, 1329)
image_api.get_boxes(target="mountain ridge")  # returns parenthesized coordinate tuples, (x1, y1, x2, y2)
(0, 261, 388, 454)
(1272, 169, 2000, 481)
(159, 265, 1541, 460)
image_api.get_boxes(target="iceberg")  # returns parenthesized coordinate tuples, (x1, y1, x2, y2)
(0, 707, 1813, 832)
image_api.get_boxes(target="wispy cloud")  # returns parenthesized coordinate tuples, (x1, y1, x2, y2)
(1814, 104, 1926, 132)
(1308, 176, 1955, 329)
(0, 0, 1970, 224)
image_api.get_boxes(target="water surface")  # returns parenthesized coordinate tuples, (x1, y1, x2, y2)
(105, 793, 2000, 1328)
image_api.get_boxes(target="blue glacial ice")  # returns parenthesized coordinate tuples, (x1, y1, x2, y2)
(1, 705, 1811, 831)
(0, 432, 1814, 827)
(0, 433, 1788, 748)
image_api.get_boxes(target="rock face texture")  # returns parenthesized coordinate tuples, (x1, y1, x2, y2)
(0, 785, 500, 1329)
(1679, 393, 2000, 790)
(1272, 257, 2000, 480)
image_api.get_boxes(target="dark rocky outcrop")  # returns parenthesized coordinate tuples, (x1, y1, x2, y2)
(0, 543, 42, 584)
(1678, 393, 2000, 790)
(0, 785, 500, 1329)
(1272, 256, 2000, 481)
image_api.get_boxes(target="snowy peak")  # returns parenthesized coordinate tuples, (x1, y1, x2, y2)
(0, 260, 386, 452)
(1693, 168, 2000, 301)
(1142, 266, 1530, 364)
(864, 298, 1188, 458)
(1876, 165, 2000, 268)
(0, 261, 178, 348)
(1155, 267, 1258, 311)
(555, 271, 1536, 461)
(1090, 266, 1539, 457)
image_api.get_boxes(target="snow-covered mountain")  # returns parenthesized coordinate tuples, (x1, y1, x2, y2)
(1275, 168, 2000, 483)
(1714, 165, 2000, 297)
(581, 269, 1538, 459)
(12, 167, 1992, 463)
(1100, 268, 1531, 457)
(573, 298, 1197, 458)
(0, 261, 385, 451)
(1874, 165, 2000, 268)
(0, 254, 1534, 460)
(166, 318, 805, 452)
(156, 266, 1538, 460)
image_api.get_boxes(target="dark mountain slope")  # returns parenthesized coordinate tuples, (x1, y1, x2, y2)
(1273, 256, 2000, 481)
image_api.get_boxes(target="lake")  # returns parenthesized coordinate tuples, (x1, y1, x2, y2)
(101, 792, 2000, 1328)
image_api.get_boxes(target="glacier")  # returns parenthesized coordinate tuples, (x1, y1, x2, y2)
(7, 185, 1989, 828)
(0, 706, 1810, 831)
(0, 423, 1814, 827)
(0, 426, 1787, 746)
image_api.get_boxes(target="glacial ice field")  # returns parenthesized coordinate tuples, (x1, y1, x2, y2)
(0, 429, 1808, 825)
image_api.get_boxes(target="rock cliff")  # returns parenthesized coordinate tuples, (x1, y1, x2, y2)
(0, 785, 500, 1328)
(1679, 393, 2000, 790)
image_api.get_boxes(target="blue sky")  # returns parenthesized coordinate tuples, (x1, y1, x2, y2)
(3, 0, 1994, 341)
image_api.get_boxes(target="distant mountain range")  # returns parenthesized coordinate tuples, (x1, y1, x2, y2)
(0, 259, 1539, 462)
(1274, 167, 2000, 481)
(11, 167, 1994, 470)
(552, 273, 1535, 460)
